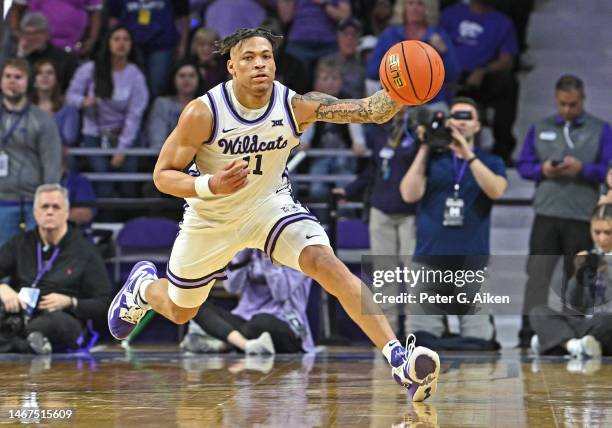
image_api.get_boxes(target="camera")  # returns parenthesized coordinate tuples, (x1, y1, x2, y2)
(575, 252, 601, 288)
(424, 110, 474, 151)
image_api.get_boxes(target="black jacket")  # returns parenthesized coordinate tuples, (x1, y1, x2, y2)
(0, 225, 112, 324)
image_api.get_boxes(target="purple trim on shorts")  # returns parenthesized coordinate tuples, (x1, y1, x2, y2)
(204, 92, 218, 144)
(283, 85, 302, 138)
(264, 212, 319, 257)
(221, 81, 276, 125)
(166, 265, 228, 289)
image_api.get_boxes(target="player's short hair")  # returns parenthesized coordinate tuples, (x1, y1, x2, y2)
(592, 203, 612, 221)
(215, 27, 283, 56)
(34, 184, 70, 210)
(555, 74, 585, 96)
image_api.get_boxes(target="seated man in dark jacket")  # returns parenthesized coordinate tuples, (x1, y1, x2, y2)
(530, 204, 612, 359)
(0, 184, 112, 353)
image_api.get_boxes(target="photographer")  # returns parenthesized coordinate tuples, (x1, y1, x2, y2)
(399, 97, 507, 349)
(0, 184, 112, 354)
(530, 204, 612, 358)
(516, 75, 612, 347)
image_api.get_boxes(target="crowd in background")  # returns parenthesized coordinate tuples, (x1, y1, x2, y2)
(2, 0, 612, 358)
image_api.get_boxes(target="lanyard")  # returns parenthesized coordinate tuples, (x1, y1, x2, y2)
(452, 153, 469, 195)
(0, 105, 28, 150)
(32, 242, 61, 288)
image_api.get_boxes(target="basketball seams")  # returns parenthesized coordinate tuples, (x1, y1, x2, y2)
(400, 41, 423, 102)
(381, 54, 413, 104)
(416, 41, 435, 101)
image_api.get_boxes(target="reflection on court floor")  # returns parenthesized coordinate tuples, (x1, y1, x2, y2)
(0, 348, 611, 427)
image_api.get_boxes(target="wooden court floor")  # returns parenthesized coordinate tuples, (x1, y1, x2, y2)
(1, 347, 611, 427)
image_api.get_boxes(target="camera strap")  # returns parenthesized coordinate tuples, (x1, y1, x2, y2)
(19, 242, 61, 318)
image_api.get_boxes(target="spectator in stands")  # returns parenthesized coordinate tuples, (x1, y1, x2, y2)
(147, 62, 202, 152)
(60, 147, 96, 233)
(399, 97, 507, 350)
(320, 17, 366, 99)
(189, 27, 227, 92)
(367, 0, 461, 104)
(204, 0, 267, 39)
(180, 249, 314, 354)
(333, 107, 419, 331)
(10, 12, 78, 91)
(489, 0, 535, 71)
(302, 58, 367, 213)
(357, 0, 394, 36)
(0, 184, 112, 354)
(278, 0, 351, 87)
(66, 26, 149, 199)
(107, 0, 190, 98)
(0, 58, 62, 247)
(600, 164, 612, 204)
(32, 60, 79, 147)
(516, 75, 612, 347)
(6, 0, 102, 56)
(440, 0, 519, 164)
(530, 204, 612, 358)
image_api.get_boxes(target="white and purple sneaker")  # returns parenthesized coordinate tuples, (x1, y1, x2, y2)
(390, 335, 440, 402)
(108, 261, 157, 340)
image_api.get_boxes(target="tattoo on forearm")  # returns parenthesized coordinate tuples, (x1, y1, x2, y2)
(293, 90, 401, 128)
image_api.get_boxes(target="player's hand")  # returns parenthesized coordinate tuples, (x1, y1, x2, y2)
(209, 160, 250, 195)
(38, 293, 72, 311)
(0, 284, 25, 313)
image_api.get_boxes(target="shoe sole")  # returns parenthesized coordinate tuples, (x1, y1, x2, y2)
(407, 346, 440, 402)
(582, 335, 602, 358)
(107, 261, 155, 340)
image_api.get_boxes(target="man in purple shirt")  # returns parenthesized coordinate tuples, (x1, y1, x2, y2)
(7, 0, 103, 56)
(516, 75, 612, 347)
(440, 0, 519, 165)
(181, 249, 315, 354)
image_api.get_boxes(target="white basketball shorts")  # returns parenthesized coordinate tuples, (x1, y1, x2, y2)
(166, 193, 330, 308)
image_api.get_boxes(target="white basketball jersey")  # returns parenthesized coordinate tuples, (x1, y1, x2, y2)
(185, 80, 302, 222)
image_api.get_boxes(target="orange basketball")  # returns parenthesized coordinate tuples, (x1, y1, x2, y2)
(378, 40, 445, 105)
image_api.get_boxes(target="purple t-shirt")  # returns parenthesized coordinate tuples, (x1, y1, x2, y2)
(15, 0, 103, 50)
(288, 0, 350, 43)
(205, 0, 266, 38)
(440, 3, 518, 72)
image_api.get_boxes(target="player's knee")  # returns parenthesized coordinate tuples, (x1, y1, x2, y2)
(168, 305, 198, 324)
(300, 245, 348, 285)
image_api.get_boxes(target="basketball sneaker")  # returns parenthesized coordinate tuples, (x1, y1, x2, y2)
(390, 335, 440, 402)
(108, 261, 157, 340)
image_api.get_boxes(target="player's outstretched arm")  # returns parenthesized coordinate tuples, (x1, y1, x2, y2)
(291, 89, 402, 130)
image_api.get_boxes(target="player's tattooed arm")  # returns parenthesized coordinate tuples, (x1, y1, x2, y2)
(291, 89, 402, 130)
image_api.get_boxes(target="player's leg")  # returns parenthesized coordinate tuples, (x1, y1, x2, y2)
(267, 218, 439, 401)
(108, 217, 238, 340)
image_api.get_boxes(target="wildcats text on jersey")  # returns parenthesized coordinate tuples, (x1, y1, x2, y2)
(218, 135, 289, 155)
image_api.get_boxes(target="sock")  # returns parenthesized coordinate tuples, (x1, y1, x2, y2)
(383, 339, 404, 367)
(136, 278, 154, 310)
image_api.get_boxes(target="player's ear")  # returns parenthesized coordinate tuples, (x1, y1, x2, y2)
(227, 59, 235, 77)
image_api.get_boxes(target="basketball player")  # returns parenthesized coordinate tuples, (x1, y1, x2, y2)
(108, 28, 440, 401)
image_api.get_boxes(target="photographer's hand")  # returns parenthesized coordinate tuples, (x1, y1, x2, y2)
(449, 126, 474, 160)
(38, 293, 73, 312)
(0, 284, 25, 313)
